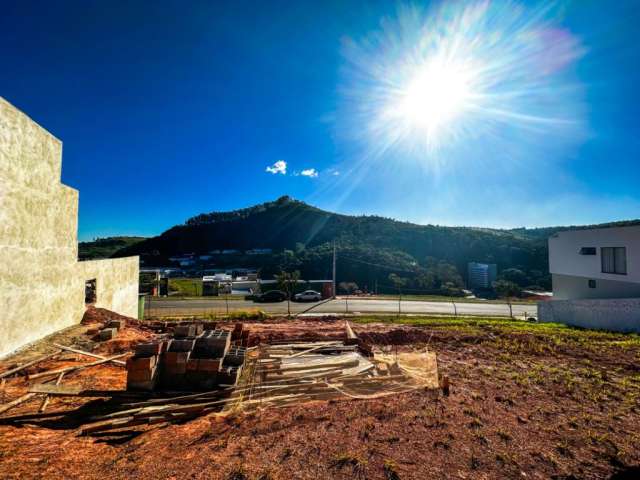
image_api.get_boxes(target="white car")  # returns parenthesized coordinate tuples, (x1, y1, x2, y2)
(294, 290, 322, 302)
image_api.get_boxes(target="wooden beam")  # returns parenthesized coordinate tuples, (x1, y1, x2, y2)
(0, 350, 62, 379)
(38, 371, 64, 413)
(28, 354, 127, 380)
(345, 321, 357, 340)
(52, 343, 126, 366)
(0, 393, 37, 415)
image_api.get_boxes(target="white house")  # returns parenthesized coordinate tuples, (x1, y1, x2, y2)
(539, 225, 640, 332)
(548, 225, 640, 300)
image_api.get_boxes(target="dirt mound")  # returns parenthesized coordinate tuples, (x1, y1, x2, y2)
(81, 306, 137, 325)
(357, 327, 433, 345)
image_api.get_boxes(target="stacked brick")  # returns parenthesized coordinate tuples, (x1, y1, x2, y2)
(126, 323, 248, 391)
(98, 318, 127, 341)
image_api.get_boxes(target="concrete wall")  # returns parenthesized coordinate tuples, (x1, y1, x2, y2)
(552, 273, 640, 301)
(0, 97, 139, 358)
(539, 297, 640, 333)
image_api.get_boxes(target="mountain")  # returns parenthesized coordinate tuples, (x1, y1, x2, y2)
(79, 236, 146, 260)
(112, 196, 639, 293)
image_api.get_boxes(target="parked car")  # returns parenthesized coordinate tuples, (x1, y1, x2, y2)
(254, 290, 287, 303)
(294, 290, 322, 302)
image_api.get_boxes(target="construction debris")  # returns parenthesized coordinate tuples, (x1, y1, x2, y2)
(52, 343, 126, 366)
(0, 317, 439, 438)
(28, 353, 127, 380)
(0, 350, 62, 379)
(99, 328, 118, 341)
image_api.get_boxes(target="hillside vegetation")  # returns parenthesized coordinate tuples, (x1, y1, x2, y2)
(112, 196, 639, 293)
(79, 236, 146, 260)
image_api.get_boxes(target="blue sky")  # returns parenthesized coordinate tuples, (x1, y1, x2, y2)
(1, 0, 639, 241)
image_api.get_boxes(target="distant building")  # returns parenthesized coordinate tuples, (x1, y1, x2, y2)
(467, 262, 497, 289)
(246, 248, 272, 255)
(539, 225, 640, 332)
(221, 249, 240, 255)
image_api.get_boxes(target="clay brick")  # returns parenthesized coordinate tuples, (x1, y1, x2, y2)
(127, 365, 158, 390)
(164, 363, 188, 375)
(127, 355, 156, 371)
(99, 328, 117, 341)
(231, 323, 244, 341)
(127, 366, 156, 382)
(223, 347, 246, 367)
(218, 366, 242, 385)
(193, 330, 230, 358)
(174, 324, 196, 338)
(198, 358, 221, 373)
(107, 319, 125, 330)
(170, 339, 196, 352)
(135, 342, 163, 356)
(164, 351, 190, 365)
(187, 359, 200, 372)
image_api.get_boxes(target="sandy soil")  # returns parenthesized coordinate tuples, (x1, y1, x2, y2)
(1, 314, 639, 479)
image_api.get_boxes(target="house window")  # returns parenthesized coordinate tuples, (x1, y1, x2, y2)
(580, 247, 596, 255)
(601, 247, 627, 275)
(85, 279, 97, 304)
(588, 279, 596, 289)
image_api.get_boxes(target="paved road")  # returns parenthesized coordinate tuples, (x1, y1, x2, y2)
(146, 297, 538, 318)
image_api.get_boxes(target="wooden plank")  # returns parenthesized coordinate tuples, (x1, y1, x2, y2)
(38, 371, 64, 413)
(27, 384, 147, 398)
(52, 343, 126, 366)
(257, 359, 359, 374)
(285, 345, 329, 359)
(345, 321, 357, 340)
(28, 354, 127, 380)
(0, 350, 62, 379)
(0, 393, 37, 415)
(29, 384, 83, 396)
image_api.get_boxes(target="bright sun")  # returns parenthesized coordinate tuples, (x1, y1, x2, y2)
(398, 59, 473, 140)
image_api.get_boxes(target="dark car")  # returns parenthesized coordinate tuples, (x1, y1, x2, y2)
(254, 290, 287, 303)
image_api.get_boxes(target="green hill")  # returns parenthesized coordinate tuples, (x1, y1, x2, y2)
(111, 196, 639, 293)
(79, 236, 146, 260)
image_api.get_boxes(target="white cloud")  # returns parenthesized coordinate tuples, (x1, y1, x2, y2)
(300, 168, 319, 178)
(265, 160, 287, 175)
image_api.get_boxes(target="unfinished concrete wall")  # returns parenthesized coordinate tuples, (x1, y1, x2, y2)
(0, 97, 139, 358)
(538, 298, 640, 332)
(78, 257, 139, 318)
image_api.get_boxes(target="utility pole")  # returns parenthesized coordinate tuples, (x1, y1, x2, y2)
(332, 240, 336, 299)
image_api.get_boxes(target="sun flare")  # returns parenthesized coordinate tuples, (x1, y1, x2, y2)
(341, 2, 586, 163)
(398, 59, 473, 139)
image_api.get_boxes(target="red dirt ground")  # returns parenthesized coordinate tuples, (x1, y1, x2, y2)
(1, 314, 639, 479)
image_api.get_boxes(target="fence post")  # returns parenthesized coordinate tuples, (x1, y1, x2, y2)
(452, 301, 457, 317)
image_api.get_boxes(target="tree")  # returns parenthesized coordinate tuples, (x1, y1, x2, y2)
(338, 282, 359, 295)
(275, 270, 301, 317)
(493, 280, 522, 318)
(498, 268, 529, 287)
(493, 280, 522, 298)
(388, 273, 408, 292)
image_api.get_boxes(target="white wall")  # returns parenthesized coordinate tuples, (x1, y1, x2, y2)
(548, 226, 640, 285)
(552, 273, 640, 300)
